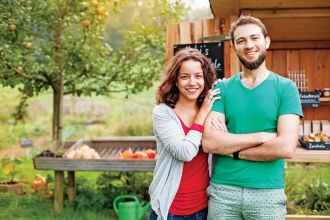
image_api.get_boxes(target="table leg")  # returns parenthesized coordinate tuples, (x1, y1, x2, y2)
(54, 170, 64, 214)
(68, 171, 76, 201)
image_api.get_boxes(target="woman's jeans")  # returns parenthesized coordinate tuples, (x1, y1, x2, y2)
(149, 208, 207, 220)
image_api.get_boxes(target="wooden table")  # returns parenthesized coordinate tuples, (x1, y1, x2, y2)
(33, 137, 330, 215)
(33, 136, 156, 214)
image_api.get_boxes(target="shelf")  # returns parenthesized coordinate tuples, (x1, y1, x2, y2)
(320, 97, 330, 106)
(286, 147, 330, 163)
(320, 97, 330, 102)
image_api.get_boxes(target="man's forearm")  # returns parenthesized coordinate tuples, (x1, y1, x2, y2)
(202, 130, 275, 155)
(239, 136, 297, 161)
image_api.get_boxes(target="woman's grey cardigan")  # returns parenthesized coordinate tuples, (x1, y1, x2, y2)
(148, 103, 205, 220)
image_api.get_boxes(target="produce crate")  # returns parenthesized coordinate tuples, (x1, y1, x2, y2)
(299, 138, 330, 150)
(33, 136, 156, 172)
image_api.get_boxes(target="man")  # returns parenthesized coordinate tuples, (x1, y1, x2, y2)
(202, 15, 303, 220)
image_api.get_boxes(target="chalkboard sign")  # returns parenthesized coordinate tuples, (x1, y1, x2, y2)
(173, 42, 224, 79)
(300, 92, 320, 108)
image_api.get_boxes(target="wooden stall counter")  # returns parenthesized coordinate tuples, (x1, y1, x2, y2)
(33, 137, 330, 214)
(287, 147, 330, 163)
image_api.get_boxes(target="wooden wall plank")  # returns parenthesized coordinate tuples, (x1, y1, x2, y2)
(229, 15, 240, 76)
(287, 50, 300, 73)
(222, 16, 231, 78)
(202, 18, 220, 39)
(314, 50, 330, 89)
(265, 50, 273, 70)
(271, 50, 287, 77)
(191, 20, 203, 43)
(179, 22, 192, 44)
(165, 23, 180, 62)
(300, 50, 315, 91)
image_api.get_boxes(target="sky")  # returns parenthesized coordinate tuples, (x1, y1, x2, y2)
(181, 0, 211, 10)
(179, 0, 213, 21)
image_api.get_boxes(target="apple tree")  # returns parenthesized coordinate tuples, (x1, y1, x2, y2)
(0, 0, 184, 150)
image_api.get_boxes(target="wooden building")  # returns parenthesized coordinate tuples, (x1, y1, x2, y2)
(165, 0, 330, 121)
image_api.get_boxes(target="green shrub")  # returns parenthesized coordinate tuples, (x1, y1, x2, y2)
(67, 176, 107, 212)
(286, 172, 330, 215)
(97, 172, 153, 208)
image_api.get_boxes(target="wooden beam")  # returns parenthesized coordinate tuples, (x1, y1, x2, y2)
(239, 0, 330, 10)
(242, 8, 330, 18)
(286, 215, 330, 220)
(270, 41, 330, 49)
(262, 17, 330, 41)
(209, 0, 330, 17)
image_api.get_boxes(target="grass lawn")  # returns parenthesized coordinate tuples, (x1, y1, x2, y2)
(0, 192, 116, 220)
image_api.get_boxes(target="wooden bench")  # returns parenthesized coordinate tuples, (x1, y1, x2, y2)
(33, 136, 330, 218)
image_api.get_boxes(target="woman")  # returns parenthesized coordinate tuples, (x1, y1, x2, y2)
(149, 48, 220, 220)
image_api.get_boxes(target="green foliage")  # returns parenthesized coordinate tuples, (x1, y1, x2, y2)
(285, 164, 330, 215)
(0, 0, 184, 143)
(107, 0, 185, 94)
(287, 178, 330, 215)
(0, 0, 120, 94)
(97, 172, 153, 208)
(67, 176, 107, 212)
(12, 94, 29, 122)
(0, 1, 185, 96)
(0, 86, 21, 123)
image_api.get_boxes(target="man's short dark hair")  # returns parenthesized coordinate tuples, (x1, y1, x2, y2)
(229, 15, 268, 45)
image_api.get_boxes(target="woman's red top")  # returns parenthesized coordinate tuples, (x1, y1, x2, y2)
(169, 115, 209, 215)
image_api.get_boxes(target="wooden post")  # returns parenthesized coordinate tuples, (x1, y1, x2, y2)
(67, 171, 76, 201)
(54, 170, 64, 214)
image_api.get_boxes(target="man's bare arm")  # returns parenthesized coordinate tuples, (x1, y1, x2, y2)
(239, 114, 300, 161)
(202, 111, 276, 155)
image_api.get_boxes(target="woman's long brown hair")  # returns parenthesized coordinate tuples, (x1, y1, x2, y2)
(156, 48, 217, 108)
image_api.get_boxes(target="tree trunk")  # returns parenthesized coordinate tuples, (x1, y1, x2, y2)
(53, 2, 66, 152)
(52, 80, 63, 152)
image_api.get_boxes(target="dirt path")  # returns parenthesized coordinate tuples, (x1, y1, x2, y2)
(0, 136, 51, 158)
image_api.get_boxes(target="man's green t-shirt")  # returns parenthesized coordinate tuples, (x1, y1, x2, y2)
(211, 72, 303, 188)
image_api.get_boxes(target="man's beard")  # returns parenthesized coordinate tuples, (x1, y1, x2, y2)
(238, 50, 267, 70)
